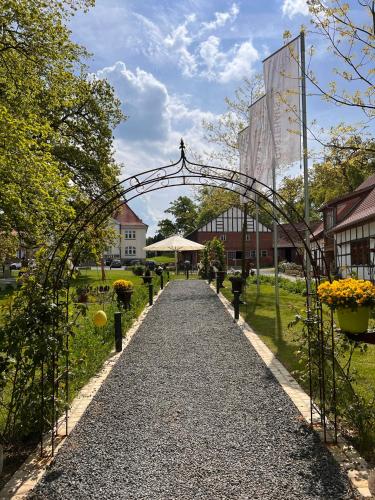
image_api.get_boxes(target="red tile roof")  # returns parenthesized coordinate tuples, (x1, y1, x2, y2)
(114, 203, 148, 228)
(279, 222, 321, 247)
(355, 173, 375, 191)
(333, 186, 375, 232)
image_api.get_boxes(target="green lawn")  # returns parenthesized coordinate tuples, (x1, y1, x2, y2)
(222, 279, 375, 402)
(222, 282, 306, 378)
(147, 255, 175, 264)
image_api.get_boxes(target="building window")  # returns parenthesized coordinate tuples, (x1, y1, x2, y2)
(261, 250, 268, 257)
(250, 250, 256, 258)
(124, 246, 136, 256)
(219, 234, 226, 241)
(228, 251, 236, 259)
(124, 230, 136, 239)
(325, 208, 335, 230)
(245, 233, 251, 241)
(350, 238, 369, 265)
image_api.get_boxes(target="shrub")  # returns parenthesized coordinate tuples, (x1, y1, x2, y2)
(132, 265, 144, 276)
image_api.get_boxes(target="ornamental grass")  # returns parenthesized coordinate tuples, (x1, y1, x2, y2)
(317, 278, 375, 310)
(113, 279, 133, 292)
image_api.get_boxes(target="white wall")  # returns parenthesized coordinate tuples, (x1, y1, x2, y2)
(104, 220, 147, 261)
(335, 220, 375, 280)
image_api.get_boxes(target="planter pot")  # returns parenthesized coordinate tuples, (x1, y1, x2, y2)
(230, 279, 243, 294)
(77, 293, 88, 303)
(142, 276, 152, 284)
(116, 290, 133, 310)
(336, 306, 371, 334)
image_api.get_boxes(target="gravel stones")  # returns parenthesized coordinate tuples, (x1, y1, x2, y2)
(30, 280, 353, 499)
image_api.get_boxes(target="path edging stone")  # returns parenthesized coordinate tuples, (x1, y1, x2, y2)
(0, 282, 169, 500)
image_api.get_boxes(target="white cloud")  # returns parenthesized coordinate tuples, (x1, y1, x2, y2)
(199, 36, 223, 75)
(97, 61, 170, 142)
(219, 41, 259, 82)
(95, 62, 218, 233)
(164, 15, 197, 77)
(282, 0, 309, 18)
(198, 37, 259, 83)
(202, 3, 239, 31)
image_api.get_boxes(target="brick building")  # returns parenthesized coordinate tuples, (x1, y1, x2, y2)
(187, 207, 273, 267)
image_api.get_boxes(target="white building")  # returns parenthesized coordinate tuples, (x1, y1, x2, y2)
(104, 203, 148, 263)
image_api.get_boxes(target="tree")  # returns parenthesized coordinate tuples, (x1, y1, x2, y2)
(194, 187, 240, 228)
(202, 75, 264, 168)
(157, 219, 177, 239)
(277, 175, 305, 223)
(306, 0, 374, 120)
(310, 133, 375, 207)
(0, 233, 18, 267)
(0, 0, 124, 255)
(165, 196, 198, 235)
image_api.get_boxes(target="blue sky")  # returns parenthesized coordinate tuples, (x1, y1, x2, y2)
(69, 0, 370, 234)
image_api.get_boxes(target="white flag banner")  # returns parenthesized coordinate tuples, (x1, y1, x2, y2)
(238, 95, 273, 202)
(263, 38, 301, 168)
(237, 125, 251, 203)
(248, 95, 273, 186)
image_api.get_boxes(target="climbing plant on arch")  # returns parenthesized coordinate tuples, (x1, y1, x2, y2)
(1, 141, 341, 456)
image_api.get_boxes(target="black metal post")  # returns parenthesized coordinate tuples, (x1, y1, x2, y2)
(233, 291, 240, 321)
(114, 312, 122, 352)
(186, 268, 189, 280)
(148, 282, 153, 306)
(160, 273, 164, 290)
(216, 274, 220, 294)
(167, 270, 170, 282)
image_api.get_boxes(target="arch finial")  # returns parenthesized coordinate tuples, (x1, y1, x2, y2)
(179, 138, 186, 159)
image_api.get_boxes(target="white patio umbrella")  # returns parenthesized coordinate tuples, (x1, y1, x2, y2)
(144, 235, 204, 273)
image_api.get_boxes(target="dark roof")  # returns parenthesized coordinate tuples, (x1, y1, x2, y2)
(333, 186, 375, 232)
(114, 203, 148, 228)
(278, 221, 321, 247)
(355, 173, 375, 191)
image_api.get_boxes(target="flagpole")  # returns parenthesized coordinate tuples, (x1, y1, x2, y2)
(300, 30, 311, 306)
(255, 194, 260, 294)
(273, 159, 279, 305)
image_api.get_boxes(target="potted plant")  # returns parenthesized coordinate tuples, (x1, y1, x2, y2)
(141, 268, 152, 284)
(229, 273, 245, 293)
(113, 279, 133, 309)
(154, 266, 163, 276)
(317, 278, 375, 334)
(76, 286, 89, 303)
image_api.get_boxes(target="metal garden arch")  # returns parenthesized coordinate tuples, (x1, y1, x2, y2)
(40, 140, 338, 455)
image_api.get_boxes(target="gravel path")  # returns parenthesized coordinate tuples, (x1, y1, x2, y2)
(30, 280, 353, 499)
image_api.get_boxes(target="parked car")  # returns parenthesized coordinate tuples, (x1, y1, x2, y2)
(104, 258, 112, 266)
(110, 259, 122, 269)
(10, 262, 22, 270)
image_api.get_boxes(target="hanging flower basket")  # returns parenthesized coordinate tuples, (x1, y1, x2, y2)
(336, 306, 371, 334)
(317, 278, 375, 335)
